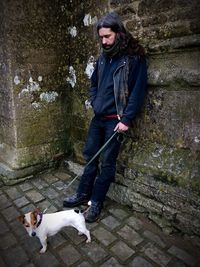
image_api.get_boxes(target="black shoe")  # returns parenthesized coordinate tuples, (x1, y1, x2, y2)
(84, 201, 102, 223)
(63, 193, 89, 208)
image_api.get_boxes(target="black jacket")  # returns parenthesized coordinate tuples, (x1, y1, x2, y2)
(89, 53, 147, 126)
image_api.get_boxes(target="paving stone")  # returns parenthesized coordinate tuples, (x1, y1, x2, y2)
(25, 190, 45, 203)
(52, 180, 68, 191)
(126, 215, 143, 231)
(2, 206, 20, 221)
(101, 215, 121, 230)
(34, 251, 59, 267)
(0, 232, 17, 249)
(21, 234, 41, 253)
(14, 196, 30, 208)
(58, 244, 81, 265)
(5, 187, 22, 200)
(129, 256, 154, 267)
(42, 173, 59, 184)
(52, 198, 63, 209)
(0, 218, 9, 234)
(110, 241, 135, 262)
(42, 187, 59, 199)
(37, 199, 58, 213)
(142, 242, 171, 266)
(92, 226, 117, 246)
(48, 232, 67, 248)
(117, 225, 144, 246)
(109, 207, 129, 220)
(100, 257, 124, 267)
(54, 171, 72, 181)
(3, 246, 29, 267)
(62, 226, 89, 245)
(63, 185, 79, 199)
(77, 261, 93, 267)
(85, 220, 98, 230)
(143, 230, 166, 248)
(168, 245, 197, 267)
(0, 193, 12, 209)
(19, 182, 33, 192)
(81, 241, 108, 263)
(10, 220, 27, 238)
(31, 178, 49, 189)
(20, 203, 36, 213)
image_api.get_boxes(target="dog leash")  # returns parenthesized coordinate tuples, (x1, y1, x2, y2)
(65, 130, 121, 189)
(43, 208, 48, 213)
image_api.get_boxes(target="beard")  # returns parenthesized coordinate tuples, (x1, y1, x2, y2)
(102, 37, 121, 57)
(102, 43, 114, 50)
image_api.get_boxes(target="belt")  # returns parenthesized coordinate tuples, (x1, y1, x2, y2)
(103, 114, 118, 119)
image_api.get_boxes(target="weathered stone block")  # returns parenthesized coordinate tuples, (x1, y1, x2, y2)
(175, 213, 200, 235)
(127, 142, 199, 188)
(113, 5, 137, 19)
(0, 117, 15, 147)
(148, 51, 200, 86)
(0, 0, 71, 182)
(141, 89, 200, 148)
(147, 34, 200, 53)
(110, 0, 135, 8)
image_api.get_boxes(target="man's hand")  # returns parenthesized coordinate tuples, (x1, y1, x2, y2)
(114, 122, 129, 132)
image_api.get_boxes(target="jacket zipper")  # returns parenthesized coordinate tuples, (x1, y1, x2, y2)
(113, 60, 127, 120)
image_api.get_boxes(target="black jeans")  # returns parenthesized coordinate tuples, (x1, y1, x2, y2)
(77, 116, 121, 203)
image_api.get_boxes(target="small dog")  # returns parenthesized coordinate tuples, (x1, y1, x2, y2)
(18, 208, 91, 253)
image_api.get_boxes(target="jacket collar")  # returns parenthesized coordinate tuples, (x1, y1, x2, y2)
(99, 54, 129, 69)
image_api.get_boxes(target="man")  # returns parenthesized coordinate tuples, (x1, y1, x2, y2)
(63, 12, 147, 223)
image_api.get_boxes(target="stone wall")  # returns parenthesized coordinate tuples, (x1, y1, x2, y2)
(0, 0, 71, 184)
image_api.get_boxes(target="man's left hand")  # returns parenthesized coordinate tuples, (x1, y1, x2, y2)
(114, 122, 129, 132)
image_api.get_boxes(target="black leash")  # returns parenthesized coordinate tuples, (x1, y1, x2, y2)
(65, 130, 123, 189)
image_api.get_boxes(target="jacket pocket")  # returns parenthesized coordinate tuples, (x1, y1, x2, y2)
(92, 95, 104, 115)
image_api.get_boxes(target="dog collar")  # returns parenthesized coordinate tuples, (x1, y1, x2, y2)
(36, 213, 43, 228)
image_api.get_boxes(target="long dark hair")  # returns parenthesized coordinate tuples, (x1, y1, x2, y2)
(97, 12, 145, 57)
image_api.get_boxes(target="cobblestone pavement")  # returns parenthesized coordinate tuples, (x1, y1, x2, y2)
(0, 168, 199, 267)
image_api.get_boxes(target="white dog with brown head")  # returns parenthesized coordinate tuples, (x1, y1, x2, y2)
(18, 208, 91, 253)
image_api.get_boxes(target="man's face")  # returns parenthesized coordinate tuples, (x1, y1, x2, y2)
(98, 27, 117, 49)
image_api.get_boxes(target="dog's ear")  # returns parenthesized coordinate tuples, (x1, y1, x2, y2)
(17, 215, 25, 224)
(33, 208, 41, 219)
(33, 208, 41, 215)
(31, 208, 41, 225)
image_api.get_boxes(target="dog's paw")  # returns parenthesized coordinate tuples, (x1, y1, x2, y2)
(39, 246, 46, 253)
(86, 238, 91, 243)
(78, 231, 83, 236)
